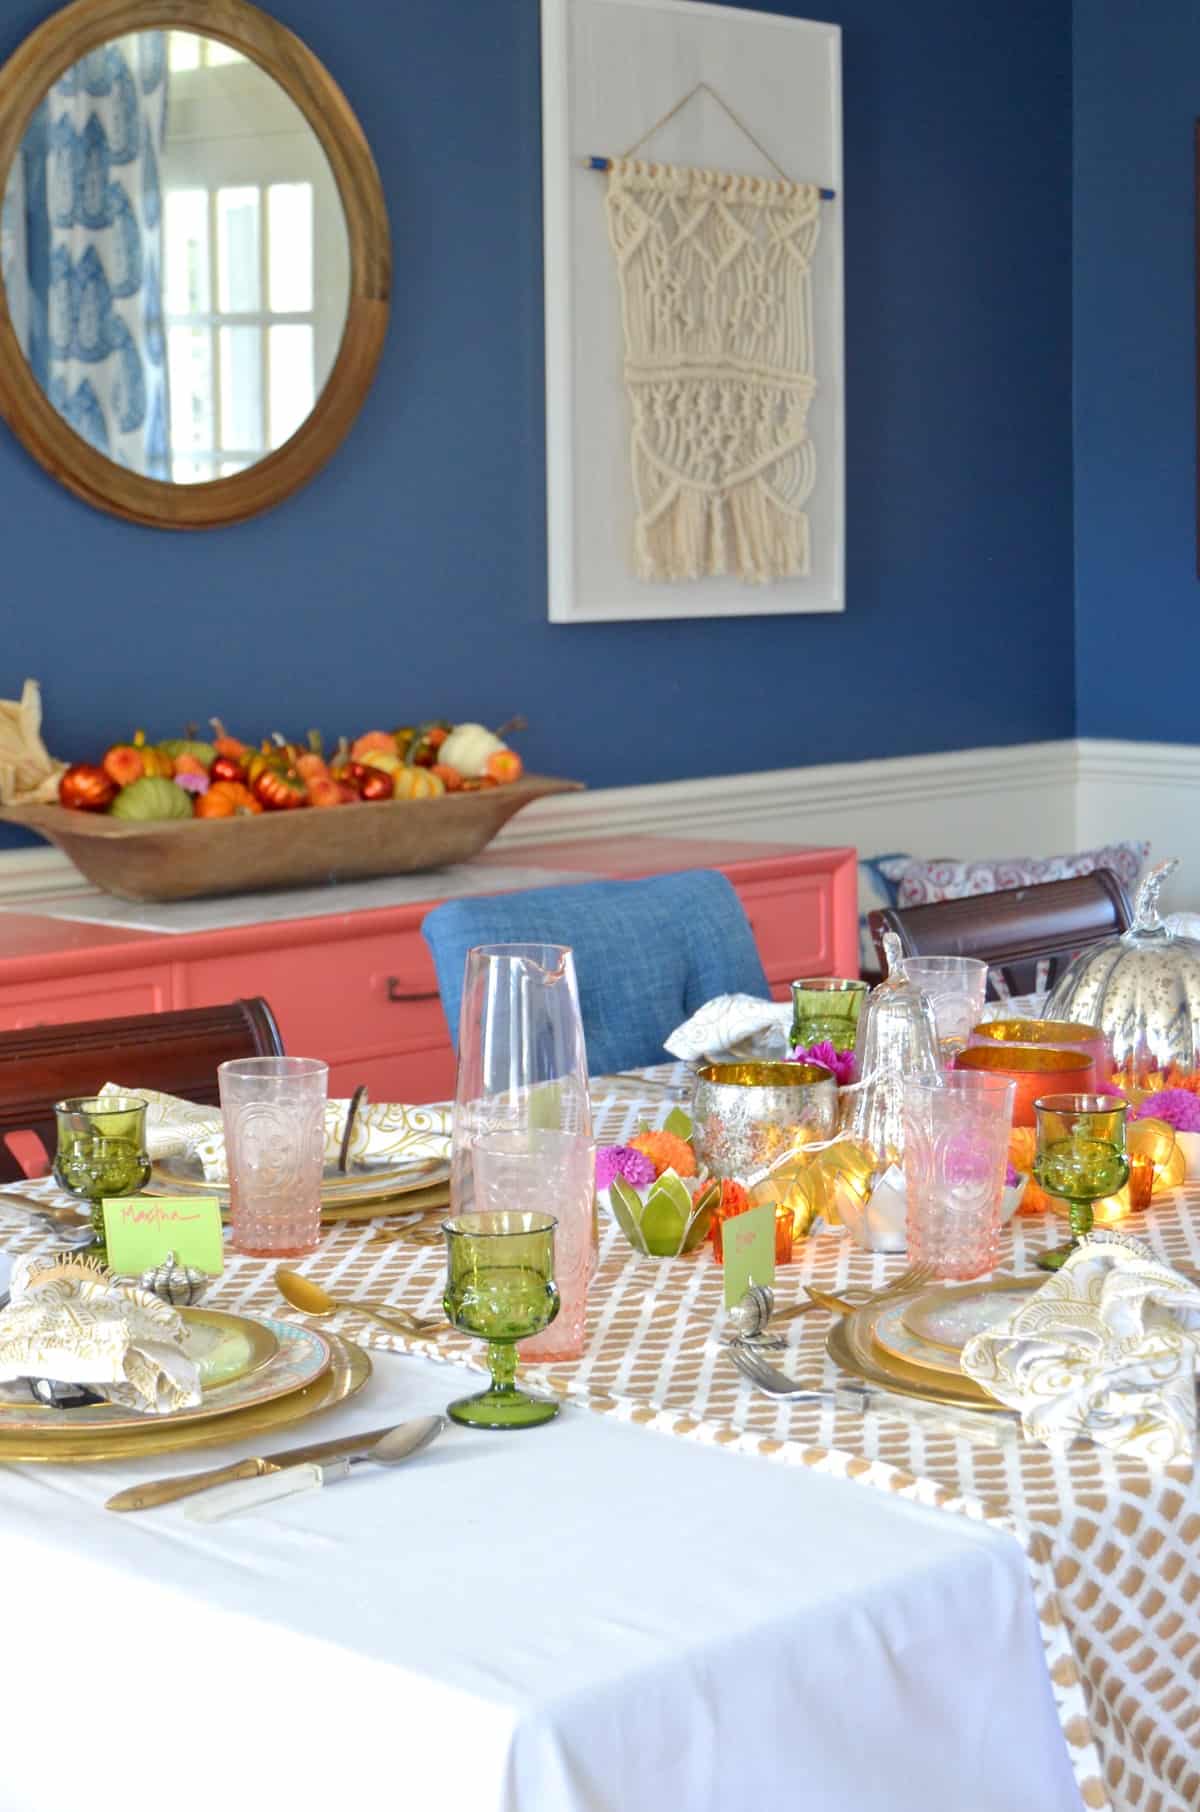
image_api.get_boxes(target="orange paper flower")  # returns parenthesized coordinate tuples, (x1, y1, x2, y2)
(629, 1130, 696, 1178)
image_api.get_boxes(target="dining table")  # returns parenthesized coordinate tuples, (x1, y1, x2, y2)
(0, 1063, 1191, 1812)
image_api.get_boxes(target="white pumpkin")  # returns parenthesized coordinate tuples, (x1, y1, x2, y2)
(439, 722, 505, 778)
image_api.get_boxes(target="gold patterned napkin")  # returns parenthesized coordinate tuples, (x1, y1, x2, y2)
(960, 1231, 1200, 1464)
(0, 1256, 200, 1413)
(99, 1082, 451, 1184)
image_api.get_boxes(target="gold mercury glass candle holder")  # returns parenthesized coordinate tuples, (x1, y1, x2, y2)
(692, 1061, 838, 1180)
(53, 1095, 151, 1253)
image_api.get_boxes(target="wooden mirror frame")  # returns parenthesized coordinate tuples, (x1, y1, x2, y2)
(0, 0, 390, 528)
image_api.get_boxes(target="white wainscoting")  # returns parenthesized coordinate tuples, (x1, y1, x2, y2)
(2, 739, 1195, 908)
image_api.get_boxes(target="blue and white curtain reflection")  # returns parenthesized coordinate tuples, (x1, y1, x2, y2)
(0, 32, 169, 477)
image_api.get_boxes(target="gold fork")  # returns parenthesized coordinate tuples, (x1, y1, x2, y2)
(773, 1261, 935, 1324)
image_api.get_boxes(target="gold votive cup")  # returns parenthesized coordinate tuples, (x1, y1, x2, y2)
(968, 1016, 1111, 1082)
(692, 1060, 838, 1179)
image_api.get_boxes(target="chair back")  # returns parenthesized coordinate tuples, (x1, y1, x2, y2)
(868, 869, 1133, 1000)
(0, 997, 283, 1182)
(422, 871, 769, 1076)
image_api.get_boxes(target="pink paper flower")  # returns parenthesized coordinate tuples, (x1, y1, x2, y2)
(173, 771, 209, 796)
(596, 1144, 657, 1191)
(791, 1039, 857, 1086)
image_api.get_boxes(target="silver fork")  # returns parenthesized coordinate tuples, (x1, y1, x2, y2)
(726, 1341, 1015, 1446)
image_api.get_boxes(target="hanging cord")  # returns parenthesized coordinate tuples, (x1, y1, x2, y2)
(621, 79, 791, 179)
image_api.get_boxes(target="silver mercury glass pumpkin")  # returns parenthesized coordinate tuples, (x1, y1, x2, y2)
(138, 1249, 209, 1306)
(1046, 859, 1200, 1083)
(839, 931, 941, 1166)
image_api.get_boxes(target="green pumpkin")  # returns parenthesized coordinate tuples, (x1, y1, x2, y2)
(110, 776, 194, 822)
(158, 738, 216, 768)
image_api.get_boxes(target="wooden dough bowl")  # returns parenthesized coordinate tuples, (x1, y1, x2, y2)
(1, 775, 583, 903)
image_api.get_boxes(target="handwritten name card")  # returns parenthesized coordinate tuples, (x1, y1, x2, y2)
(102, 1196, 224, 1277)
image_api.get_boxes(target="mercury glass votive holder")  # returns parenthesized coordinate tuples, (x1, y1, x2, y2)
(692, 1060, 838, 1180)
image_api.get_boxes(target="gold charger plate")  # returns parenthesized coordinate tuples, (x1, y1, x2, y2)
(0, 1314, 328, 1436)
(902, 1276, 1039, 1353)
(0, 1334, 370, 1462)
(827, 1295, 1003, 1412)
(146, 1152, 450, 1221)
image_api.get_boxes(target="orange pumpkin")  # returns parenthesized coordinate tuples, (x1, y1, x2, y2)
(351, 731, 395, 760)
(296, 752, 328, 784)
(209, 718, 247, 758)
(485, 748, 523, 784)
(195, 780, 262, 818)
(102, 744, 144, 787)
(131, 731, 173, 779)
(430, 763, 464, 792)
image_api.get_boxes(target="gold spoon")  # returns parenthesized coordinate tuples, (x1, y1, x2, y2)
(274, 1267, 447, 1337)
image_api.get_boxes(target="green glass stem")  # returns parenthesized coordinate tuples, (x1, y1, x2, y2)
(1068, 1198, 1094, 1242)
(488, 1340, 518, 1394)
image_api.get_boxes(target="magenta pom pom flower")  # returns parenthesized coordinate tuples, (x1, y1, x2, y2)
(1130, 1089, 1200, 1134)
(791, 1039, 857, 1086)
(596, 1145, 657, 1191)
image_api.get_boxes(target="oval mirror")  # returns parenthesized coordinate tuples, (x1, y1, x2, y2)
(0, 0, 388, 527)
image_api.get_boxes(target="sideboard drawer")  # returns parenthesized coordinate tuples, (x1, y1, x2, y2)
(0, 967, 173, 1032)
(180, 927, 448, 1063)
(735, 875, 834, 992)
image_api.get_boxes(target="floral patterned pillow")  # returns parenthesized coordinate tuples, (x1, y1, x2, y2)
(880, 841, 1149, 909)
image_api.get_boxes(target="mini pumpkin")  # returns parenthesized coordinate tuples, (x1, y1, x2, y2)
(59, 763, 117, 812)
(195, 780, 262, 818)
(393, 767, 445, 800)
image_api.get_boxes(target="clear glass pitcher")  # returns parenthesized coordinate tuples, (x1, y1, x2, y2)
(451, 944, 594, 1361)
(840, 932, 940, 1167)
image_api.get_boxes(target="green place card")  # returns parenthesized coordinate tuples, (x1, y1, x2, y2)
(722, 1202, 777, 1309)
(102, 1196, 224, 1278)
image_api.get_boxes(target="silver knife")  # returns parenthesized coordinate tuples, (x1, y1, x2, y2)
(105, 1418, 435, 1513)
(185, 1416, 445, 1522)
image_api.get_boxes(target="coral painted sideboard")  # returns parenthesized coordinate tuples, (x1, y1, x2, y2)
(0, 836, 857, 1102)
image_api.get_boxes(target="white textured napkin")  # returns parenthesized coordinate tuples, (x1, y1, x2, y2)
(0, 1255, 200, 1413)
(961, 1231, 1200, 1465)
(99, 1082, 451, 1184)
(664, 994, 792, 1063)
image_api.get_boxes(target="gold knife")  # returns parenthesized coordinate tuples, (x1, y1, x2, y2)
(105, 1422, 407, 1513)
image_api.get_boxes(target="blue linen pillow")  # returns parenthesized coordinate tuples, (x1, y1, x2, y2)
(421, 870, 769, 1077)
(857, 853, 910, 972)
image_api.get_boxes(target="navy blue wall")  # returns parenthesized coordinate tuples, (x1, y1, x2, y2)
(1073, 1, 1198, 741)
(1, 0, 1075, 848)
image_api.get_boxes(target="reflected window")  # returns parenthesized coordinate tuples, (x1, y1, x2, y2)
(159, 37, 342, 482)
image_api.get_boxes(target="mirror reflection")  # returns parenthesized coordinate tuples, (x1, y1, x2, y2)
(0, 30, 350, 483)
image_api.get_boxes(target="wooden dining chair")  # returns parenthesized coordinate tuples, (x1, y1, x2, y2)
(0, 996, 283, 1182)
(868, 869, 1134, 1000)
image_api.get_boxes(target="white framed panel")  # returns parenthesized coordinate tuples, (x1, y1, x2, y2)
(542, 0, 843, 622)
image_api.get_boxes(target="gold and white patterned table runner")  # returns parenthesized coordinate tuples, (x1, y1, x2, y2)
(6, 1062, 1200, 1812)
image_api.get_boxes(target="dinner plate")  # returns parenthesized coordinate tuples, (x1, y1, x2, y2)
(827, 1294, 1002, 1411)
(146, 1151, 450, 1220)
(0, 1333, 370, 1463)
(901, 1276, 1039, 1354)
(0, 1313, 328, 1436)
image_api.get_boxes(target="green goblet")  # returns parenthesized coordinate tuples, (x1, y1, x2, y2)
(442, 1211, 560, 1429)
(1033, 1093, 1129, 1272)
(53, 1095, 151, 1253)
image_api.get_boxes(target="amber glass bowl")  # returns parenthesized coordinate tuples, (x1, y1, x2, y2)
(968, 1017, 1110, 1082)
(953, 1043, 1097, 1127)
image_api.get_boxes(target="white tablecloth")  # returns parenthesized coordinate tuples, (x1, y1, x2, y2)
(0, 1351, 1080, 1812)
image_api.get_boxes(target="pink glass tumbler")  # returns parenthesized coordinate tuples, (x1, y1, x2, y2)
(219, 1056, 328, 1257)
(903, 1071, 1016, 1280)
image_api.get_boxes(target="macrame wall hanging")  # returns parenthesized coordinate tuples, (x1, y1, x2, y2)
(599, 85, 824, 587)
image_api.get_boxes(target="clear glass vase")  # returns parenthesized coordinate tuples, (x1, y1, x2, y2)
(451, 943, 594, 1362)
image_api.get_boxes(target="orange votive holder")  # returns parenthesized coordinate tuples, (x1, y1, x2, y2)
(954, 1044, 1097, 1127)
(710, 1200, 795, 1263)
(1127, 1152, 1155, 1211)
